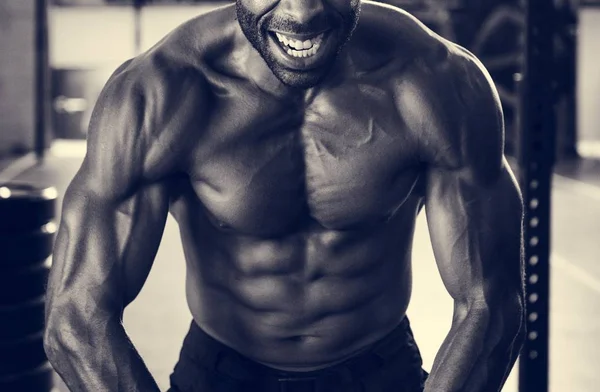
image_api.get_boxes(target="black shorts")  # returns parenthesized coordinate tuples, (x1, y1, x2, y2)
(167, 316, 428, 392)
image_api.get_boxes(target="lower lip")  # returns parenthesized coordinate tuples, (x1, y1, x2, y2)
(266, 31, 334, 71)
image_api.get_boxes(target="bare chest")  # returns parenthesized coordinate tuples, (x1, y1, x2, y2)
(187, 84, 423, 236)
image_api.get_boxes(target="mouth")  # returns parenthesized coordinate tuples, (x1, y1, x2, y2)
(272, 31, 326, 58)
(266, 29, 334, 70)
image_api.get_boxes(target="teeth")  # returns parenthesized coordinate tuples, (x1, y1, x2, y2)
(274, 32, 325, 58)
(285, 45, 320, 58)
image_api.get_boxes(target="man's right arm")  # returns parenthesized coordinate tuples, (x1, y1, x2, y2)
(43, 68, 179, 391)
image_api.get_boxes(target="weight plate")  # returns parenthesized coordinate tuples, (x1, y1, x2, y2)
(0, 333, 47, 376)
(0, 182, 57, 232)
(0, 297, 45, 340)
(0, 362, 54, 391)
(0, 226, 56, 269)
(0, 261, 50, 306)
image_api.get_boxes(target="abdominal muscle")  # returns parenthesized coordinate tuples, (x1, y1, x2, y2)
(182, 229, 413, 372)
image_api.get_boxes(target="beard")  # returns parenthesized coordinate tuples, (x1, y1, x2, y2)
(236, 0, 360, 89)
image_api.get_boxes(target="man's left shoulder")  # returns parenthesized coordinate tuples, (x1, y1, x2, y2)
(394, 39, 504, 175)
(399, 35, 498, 109)
(439, 45, 502, 112)
(359, 2, 501, 112)
(356, 1, 438, 58)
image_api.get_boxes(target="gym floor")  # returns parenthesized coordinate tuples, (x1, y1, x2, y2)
(2, 140, 598, 392)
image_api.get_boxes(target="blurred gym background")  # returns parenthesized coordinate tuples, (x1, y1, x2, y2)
(0, 0, 598, 391)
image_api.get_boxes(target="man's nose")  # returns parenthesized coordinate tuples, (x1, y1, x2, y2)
(278, 0, 326, 25)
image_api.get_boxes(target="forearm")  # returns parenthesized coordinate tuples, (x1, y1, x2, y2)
(424, 300, 524, 392)
(44, 193, 163, 391)
(45, 312, 160, 392)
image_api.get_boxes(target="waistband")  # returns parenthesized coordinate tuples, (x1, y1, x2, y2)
(175, 316, 424, 390)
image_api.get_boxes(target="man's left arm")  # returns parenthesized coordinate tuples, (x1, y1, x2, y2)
(422, 51, 526, 392)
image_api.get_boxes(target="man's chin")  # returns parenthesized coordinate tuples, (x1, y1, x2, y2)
(264, 53, 334, 89)
(261, 38, 338, 89)
(271, 67, 327, 89)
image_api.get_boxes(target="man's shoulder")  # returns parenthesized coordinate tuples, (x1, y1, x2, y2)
(99, 7, 232, 126)
(380, 14, 498, 123)
(146, 3, 237, 64)
(368, 7, 502, 170)
(355, 2, 443, 60)
(91, 17, 221, 161)
(102, 3, 236, 101)
(98, 56, 206, 130)
(359, 1, 432, 36)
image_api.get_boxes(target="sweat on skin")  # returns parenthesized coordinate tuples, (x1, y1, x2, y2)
(43, 1, 525, 391)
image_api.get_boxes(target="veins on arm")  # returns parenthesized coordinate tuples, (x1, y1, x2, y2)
(398, 42, 524, 391)
(44, 61, 207, 391)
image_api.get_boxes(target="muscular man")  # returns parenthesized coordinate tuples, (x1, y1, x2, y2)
(44, 1, 525, 391)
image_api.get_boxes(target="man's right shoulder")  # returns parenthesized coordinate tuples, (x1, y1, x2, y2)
(95, 58, 205, 142)
(99, 3, 237, 115)
(86, 18, 223, 185)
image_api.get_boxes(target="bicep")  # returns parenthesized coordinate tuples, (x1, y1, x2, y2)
(414, 47, 523, 305)
(50, 167, 170, 321)
(424, 160, 523, 307)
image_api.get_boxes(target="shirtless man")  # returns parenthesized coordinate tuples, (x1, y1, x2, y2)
(43, 0, 525, 391)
